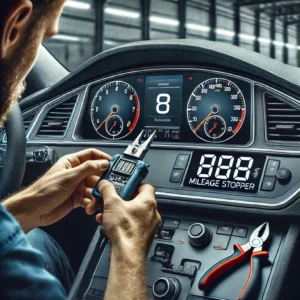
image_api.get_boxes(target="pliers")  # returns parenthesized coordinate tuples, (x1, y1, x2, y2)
(199, 222, 270, 300)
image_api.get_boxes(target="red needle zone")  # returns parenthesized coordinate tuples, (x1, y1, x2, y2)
(109, 121, 117, 132)
(209, 123, 217, 134)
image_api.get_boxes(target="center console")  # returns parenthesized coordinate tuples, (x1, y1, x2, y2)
(71, 215, 284, 300)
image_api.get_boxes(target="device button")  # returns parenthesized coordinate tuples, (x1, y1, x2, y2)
(174, 154, 190, 169)
(217, 225, 234, 236)
(164, 219, 180, 229)
(156, 228, 175, 240)
(276, 168, 292, 185)
(170, 169, 184, 183)
(152, 277, 181, 300)
(265, 160, 280, 176)
(188, 223, 212, 248)
(232, 226, 248, 238)
(153, 244, 175, 266)
(261, 176, 276, 191)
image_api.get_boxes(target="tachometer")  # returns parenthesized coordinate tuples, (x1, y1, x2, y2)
(91, 81, 140, 140)
(187, 78, 246, 143)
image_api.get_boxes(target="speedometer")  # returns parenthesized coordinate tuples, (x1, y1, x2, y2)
(91, 81, 140, 140)
(187, 78, 246, 143)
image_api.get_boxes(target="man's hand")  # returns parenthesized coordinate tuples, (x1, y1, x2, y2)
(3, 149, 111, 233)
(95, 180, 161, 300)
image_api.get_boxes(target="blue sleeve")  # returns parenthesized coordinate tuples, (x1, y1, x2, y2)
(0, 205, 67, 300)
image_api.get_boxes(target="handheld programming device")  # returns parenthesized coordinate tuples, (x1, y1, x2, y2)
(92, 130, 156, 204)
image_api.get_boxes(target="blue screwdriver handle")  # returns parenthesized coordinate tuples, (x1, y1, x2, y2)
(92, 154, 149, 206)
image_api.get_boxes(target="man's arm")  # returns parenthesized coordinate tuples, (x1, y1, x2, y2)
(0, 205, 67, 300)
(96, 181, 161, 300)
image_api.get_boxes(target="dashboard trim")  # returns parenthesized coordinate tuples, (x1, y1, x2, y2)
(71, 67, 255, 148)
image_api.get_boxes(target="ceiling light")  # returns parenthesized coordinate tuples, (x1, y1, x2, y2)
(150, 16, 179, 26)
(286, 43, 296, 49)
(273, 41, 284, 47)
(64, 1, 91, 10)
(215, 29, 235, 37)
(185, 23, 210, 32)
(258, 37, 271, 44)
(239, 33, 256, 41)
(104, 7, 140, 19)
(52, 34, 81, 42)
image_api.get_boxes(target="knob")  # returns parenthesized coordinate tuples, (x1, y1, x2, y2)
(276, 168, 291, 185)
(188, 223, 212, 248)
(152, 277, 181, 300)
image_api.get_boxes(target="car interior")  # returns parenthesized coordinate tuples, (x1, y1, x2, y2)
(2, 1, 300, 300)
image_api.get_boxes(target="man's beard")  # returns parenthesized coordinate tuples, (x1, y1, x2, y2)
(0, 21, 40, 128)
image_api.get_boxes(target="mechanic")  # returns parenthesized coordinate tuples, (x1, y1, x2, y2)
(0, 1, 161, 299)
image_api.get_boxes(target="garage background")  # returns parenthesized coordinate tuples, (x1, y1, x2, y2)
(44, 0, 300, 71)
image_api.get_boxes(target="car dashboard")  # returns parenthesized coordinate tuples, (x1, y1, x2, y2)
(8, 40, 300, 300)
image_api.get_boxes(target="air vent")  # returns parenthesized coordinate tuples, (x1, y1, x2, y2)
(265, 94, 300, 142)
(37, 96, 77, 137)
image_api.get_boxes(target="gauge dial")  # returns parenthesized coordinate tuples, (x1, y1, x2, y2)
(91, 81, 140, 140)
(105, 115, 124, 137)
(204, 115, 226, 140)
(187, 78, 246, 143)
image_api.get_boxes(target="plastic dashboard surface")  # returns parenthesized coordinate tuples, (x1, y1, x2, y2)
(77, 70, 253, 146)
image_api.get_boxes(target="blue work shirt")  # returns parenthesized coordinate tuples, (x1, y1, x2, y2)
(0, 204, 66, 299)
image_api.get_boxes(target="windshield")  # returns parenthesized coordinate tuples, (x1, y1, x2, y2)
(44, 0, 299, 71)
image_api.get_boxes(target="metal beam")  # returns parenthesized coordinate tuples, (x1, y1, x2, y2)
(209, 0, 216, 41)
(240, 0, 300, 6)
(287, 19, 300, 25)
(283, 15, 289, 63)
(234, 1, 241, 46)
(141, 0, 151, 40)
(95, 0, 106, 54)
(264, 4, 300, 17)
(270, 14, 276, 59)
(254, 7, 260, 52)
(179, 0, 186, 39)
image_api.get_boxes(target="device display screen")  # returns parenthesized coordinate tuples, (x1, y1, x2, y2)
(184, 152, 266, 193)
(144, 75, 183, 141)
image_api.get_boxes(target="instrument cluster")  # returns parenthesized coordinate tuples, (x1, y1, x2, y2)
(81, 70, 253, 145)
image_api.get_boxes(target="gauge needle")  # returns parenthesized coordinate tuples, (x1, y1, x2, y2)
(209, 123, 217, 134)
(194, 111, 214, 133)
(109, 121, 117, 132)
(97, 112, 114, 130)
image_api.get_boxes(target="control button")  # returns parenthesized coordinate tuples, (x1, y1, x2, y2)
(261, 176, 276, 191)
(217, 225, 234, 236)
(276, 168, 292, 185)
(265, 160, 280, 176)
(164, 219, 180, 229)
(91, 289, 105, 297)
(156, 228, 175, 240)
(174, 154, 190, 169)
(162, 260, 199, 278)
(153, 244, 175, 266)
(213, 234, 230, 250)
(188, 223, 212, 248)
(170, 169, 184, 183)
(153, 277, 181, 300)
(232, 226, 248, 238)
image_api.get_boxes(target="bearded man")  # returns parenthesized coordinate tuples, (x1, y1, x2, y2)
(0, 1, 161, 299)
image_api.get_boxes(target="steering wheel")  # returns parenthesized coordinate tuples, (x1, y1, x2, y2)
(0, 103, 26, 199)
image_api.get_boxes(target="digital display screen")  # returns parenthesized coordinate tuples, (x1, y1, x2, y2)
(144, 75, 183, 141)
(184, 152, 266, 193)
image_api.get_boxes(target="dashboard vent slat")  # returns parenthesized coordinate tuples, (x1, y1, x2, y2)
(37, 96, 77, 138)
(265, 94, 300, 142)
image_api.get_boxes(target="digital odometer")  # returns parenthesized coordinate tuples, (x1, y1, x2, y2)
(187, 78, 246, 143)
(91, 81, 140, 140)
(184, 152, 266, 194)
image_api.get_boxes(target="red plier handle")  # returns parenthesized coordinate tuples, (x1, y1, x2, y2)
(238, 251, 269, 300)
(199, 244, 248, 290)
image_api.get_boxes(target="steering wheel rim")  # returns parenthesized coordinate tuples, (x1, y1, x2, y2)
(0, 103, 26, 199)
